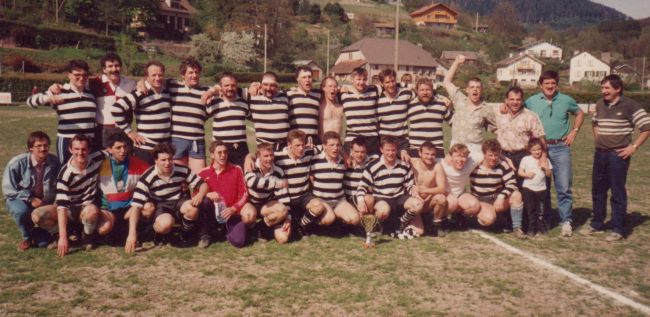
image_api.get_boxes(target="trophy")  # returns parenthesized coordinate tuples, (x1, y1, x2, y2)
(360, 214, 380, 248)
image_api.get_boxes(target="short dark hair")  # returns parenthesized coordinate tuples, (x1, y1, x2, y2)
(179, 57, 202, 76)
(27, 131, 50, 149)
(209, 139, 227, 154)
(351, 137, 366, 149)
(505, 86, 524, 99)
(219, 71, 237, 84)
(380, 136, 397, 148)
(144, 60, 165, 76)
(538, 70, 559, 85)
(100, 52, 122, 69)
(322, 131, 341, 144)
(295, 66, 313, 78)
(481, 139, 501, 154)
(415, 78, 434, 91)
(66, 60, 89, 73)
(378, 69, 397, 83)
(527, 138, 544, 151)
(351, 67, 367, 78)
(601, 74, 624, 94)
(70, 134, 92, 149)
(287, 129, 306, 143)
(419, 141, 436, 153)
(152, 142, 176, 160)
(106, 131, 132, 149)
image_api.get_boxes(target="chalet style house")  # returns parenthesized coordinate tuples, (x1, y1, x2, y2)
(409, 3, 458, 29)
(496, 53, 545, 88)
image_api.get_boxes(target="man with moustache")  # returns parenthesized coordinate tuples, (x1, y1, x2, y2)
(581, 74, 650, 241)
(3, 131, 59, 251)
(248, 72, 291, 151)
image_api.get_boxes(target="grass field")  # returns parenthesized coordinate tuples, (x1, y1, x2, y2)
(0, 106, 648, 316)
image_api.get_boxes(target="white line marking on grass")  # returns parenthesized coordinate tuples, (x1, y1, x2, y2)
(0, 114, 55, 124)
(472, 230, 650, 315)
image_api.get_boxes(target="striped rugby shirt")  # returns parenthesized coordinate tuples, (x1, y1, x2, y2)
(112, 83, 172, 151)
(593, 95, 650, 149)
(208, 97, 249, 144)
(377, 88, 413, 137)
(407, 95, 452, 152)
(309, 151, 346, 202)
(340, 86, 379, 142)
(27, 84, 97, 138)
(244, 164, 290, 206)
(131, 164, 203, 208)
(88, 75, 136, 125)
(356, 156, 414, 200)
(274, 147, 317, 201)
(343, 154, 378, 199)
(287, 88, 321, 140)
(55, 151, 104, 210)
(470, 161, 517, 199)
(249, 93, 290, 145)
(168, 79, 209, 141)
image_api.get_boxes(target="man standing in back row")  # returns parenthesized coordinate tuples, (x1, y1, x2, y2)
(524, 70, 584, 237)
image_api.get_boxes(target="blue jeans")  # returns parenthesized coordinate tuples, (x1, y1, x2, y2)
(5, 198, 33, 240)
(591, 150, 630, 234)
(545, 143, 574, 224)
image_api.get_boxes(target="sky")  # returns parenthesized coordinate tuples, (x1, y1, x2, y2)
(590, 0, 650, 19)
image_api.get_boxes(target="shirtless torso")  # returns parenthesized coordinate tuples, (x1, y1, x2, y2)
(320, 100, 344, 136)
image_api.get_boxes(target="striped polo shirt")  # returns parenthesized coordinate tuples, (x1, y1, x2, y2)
(593, 96, 650, 149)
(377, 88, 413, 137)
(112, 84, 172, 151)
(470, 161, 517, 199)
(287, 88, 321, 140)
(244, 164, 290, 206)
(208, 97, 249, 144)
(340, 86, 379, 142)
(27, 84, 97, 138)
(407, 96, 452, 152)
(356, 156, 414, 199)
(55, 151, 104, 210)
(343, 154, 378, 199)
(310, 152, 346, 202)
(168, 79, 209, 141)
(88, 75, 136, 125)
(131, 164, 203, 208)
(274, 147, 316, 201)
(249, 93, 290, 145)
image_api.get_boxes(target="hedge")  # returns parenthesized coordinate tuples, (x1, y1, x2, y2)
(0, 19, 115, 51)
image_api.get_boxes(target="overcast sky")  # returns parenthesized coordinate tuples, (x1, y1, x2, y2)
(590, 0, 650, 19)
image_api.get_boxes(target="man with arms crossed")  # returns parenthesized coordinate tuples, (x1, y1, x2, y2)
(288, 67, 321, 146)
(580, 74, 650, 241)
(3, 131, 59, 251)
(524, 70, 584, 237)
(356, 136, 423, 239)
(125, 143, 208, 251)
(443, 54, 493, 162)
(409, 142, 448, 237)
(470, 140, 525, 238)
(242, 143, 292, 244)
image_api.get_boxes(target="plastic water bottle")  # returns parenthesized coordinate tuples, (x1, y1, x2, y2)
(214, 200, 227, 224)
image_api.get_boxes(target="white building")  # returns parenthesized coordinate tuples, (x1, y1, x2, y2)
(521, 41, 563, 60)
(569, 51, 610, 85)
(330, 38, 440, 84)
(496, 53, 545, 88)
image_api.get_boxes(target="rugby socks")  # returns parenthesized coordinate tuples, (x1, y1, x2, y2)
(399, 209, 417, 231)
(181, 216, 197, 233)
(82, 219, 97, 235)
(510, 203, 524, 230)
(300, 209, 319, 228)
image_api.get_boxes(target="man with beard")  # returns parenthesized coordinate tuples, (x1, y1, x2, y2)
(249, 72, 291, 151)
(405, 78, 451, 161)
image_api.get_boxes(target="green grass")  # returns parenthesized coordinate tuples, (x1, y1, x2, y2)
(0, 106, 648, 316)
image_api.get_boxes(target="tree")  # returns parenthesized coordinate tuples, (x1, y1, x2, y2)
(323, 2, 347, 23)
(189, 33, 220, 66)
(308, 4, 321, 24)
(116, 34, 138, 75)
(220, 31, 257, 71)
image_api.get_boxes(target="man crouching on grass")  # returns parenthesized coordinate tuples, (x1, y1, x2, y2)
(124, 143, 208, 252)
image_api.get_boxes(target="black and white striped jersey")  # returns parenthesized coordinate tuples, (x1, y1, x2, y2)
(356, 156, 414, 199)
(168, 79, 209, 141)
(249, 93, 290, 145)
(309, 151, 346, 202)
(131, 164, 203, 208)
(273, 147, 316, 201)
(112, 86, 172, 151)
(340, 86, 379, 142)
(287, 88, 321, 139)
(470, 161, 517, 199)
(244, 165, 290, 206)
(27, 84, 97, 138)
(377, 88, 413, 137)
(208, 97, 249, 144)
(343, 155, 378, 199)
(407, 96, 451, 151)
(55, 151, 104, 210)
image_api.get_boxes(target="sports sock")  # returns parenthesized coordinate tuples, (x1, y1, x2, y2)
(510, 204, 524, 230)
(181, 217, 197, 233)
(399, 209, 417, 231)
(82, 219, 97, 235)
(300, 209, 319, 228)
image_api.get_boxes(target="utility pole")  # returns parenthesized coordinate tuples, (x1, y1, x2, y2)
(475, 12, 479, 33)
(326, 29, 330, 76)
(393, 0, 400, 71)
(264, 23, 268, 73)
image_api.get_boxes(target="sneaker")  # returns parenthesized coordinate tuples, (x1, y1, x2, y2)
(391, 229, 415, 240)
(432, 221, 448, 237)
(605, 232, 624, 242)
(512, 228, 527, 239)
(47, 240, 58, 250)
(579, 226, 602, 236)
(81, 232, 94, 251)
(17, 239, 30, 252)
(198, 234, 211, 248)
(295, 226, 311, 240)
(560, 222, 573, 237)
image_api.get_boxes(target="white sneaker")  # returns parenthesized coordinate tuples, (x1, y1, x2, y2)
(560, 222, 573, 237)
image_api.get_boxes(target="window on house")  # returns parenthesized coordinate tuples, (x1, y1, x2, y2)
(553, 50, 559, 56)
(348, 53, 353, 60)
(540, 50, 546, 57)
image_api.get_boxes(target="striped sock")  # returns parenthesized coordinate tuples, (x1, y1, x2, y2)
(399, 210, 417, 231)
(181, 217, 197, 232)
(300, 210, 319, 228)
